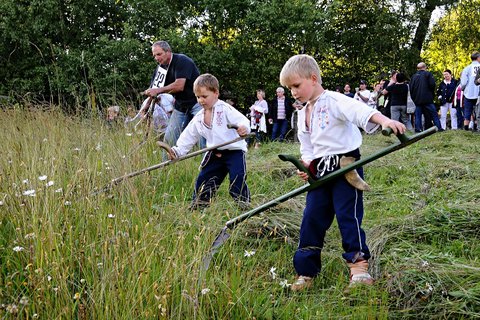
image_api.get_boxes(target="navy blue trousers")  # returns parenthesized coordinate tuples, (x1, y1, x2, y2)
(194, 150, 250, 203)
(293, 167, 370, 277)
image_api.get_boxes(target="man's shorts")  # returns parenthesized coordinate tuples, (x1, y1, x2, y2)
(463, 97, 478, 120)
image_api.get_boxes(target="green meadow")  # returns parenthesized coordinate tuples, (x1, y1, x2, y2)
(1, 108, 479, 319)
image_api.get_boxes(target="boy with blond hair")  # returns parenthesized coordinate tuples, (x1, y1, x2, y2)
(170, 73, 251, 209)
(279, 55, 406, 291)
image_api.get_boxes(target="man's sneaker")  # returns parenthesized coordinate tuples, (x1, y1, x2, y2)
(189, 200, 210, 211)
(347, 259, 374, 286)
(291, 275, 313, 292)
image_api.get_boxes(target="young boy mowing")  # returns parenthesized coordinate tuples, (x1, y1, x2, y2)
(279, 55, 406, 291)
(169, 73, 251, 209)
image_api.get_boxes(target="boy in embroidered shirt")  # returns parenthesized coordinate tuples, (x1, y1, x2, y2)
(279, 55, 406, 291)
(170, 73, 251, 209)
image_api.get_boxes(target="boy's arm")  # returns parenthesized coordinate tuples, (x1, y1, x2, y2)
(171, 121, 200, 157)
(226, 105, 251, 136)
(369, 113, 406, 135)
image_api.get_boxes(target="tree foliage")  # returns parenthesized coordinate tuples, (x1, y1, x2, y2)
(0, 0, 468, 112)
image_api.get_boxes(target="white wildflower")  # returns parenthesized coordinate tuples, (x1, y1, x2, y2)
(47, 275, 52, 282)
(80, 278, 86, 284)
(269, 267, 277, 279)
(244, 250, 256, 257)
(43, 138, 48, 142)
(95, 143, 102, 151)
(279, 279, 291, 288)
(0, 200, 3, 206)
(73, 147, 81, 151)
(64, 201, 71, 206)
(425, 282, 433, 293)
(126, 133, 132, 137)
(201, 288, 210, 295)
(97, 263, 103, 268)
(46, 181, 54, 187)
(55, 188, 63, 193)
(33, 313, 39, 319)
(421, 260, 429, 268)
(107, 214, 115, 219)
(38, 175, 47, 181)
(13, 246, 24, 252)
(23, 189, 36, 196)
(6, 304, 18, 314)
(19, 296, 29, 305)
(22, 179, 29, 184)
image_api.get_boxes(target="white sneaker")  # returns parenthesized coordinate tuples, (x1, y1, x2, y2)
(291, 275, 313, 292)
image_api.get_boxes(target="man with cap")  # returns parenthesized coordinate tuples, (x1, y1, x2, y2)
(353, 80, 372, 106)
(460, 51, 480, 131)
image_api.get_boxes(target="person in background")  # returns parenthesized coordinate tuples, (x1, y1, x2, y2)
(437, 69, 458, 130)
(143, 40, 202, 146)
(353, 80, 372, 107)
(409, 62, 442, 132)
(279, 54, 406, 292)
(343, 83, 355, 98)
(460, 51, 480, 132)
(268, 87, 294, 142)
(249, 89, 268, 149)
(453, 82, 464, 129)
(382, 72, 413, 131)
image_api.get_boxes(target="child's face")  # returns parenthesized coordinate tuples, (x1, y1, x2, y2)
(284, 74, 317, 104)
(195, 86, 219, 109)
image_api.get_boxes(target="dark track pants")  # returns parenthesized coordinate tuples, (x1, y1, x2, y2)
(194, 150, 250, 203)
(293, 167, 370, 277)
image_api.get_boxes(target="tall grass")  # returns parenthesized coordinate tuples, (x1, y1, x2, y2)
(1, 108, 479, 319)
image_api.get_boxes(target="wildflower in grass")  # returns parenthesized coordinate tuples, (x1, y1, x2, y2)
(80, 279, 86, 284)
(107, 214, 115, 219)
(97, 263, 103, 268)
(33, 314, 39, 319)
(96, 143, 102, 150)
(47, 275, 52, 282)
(55, 188, 63, 193)
(279, 279, 291, 288)
(201, 288, 210, 295)
(73, 147, 81, 151)
(46, 181, 54, 187)
(0, 200, 3, 206)
(22, 179, 29, 184)
(74, 292, 81, 300)
(23, 189, 36, 196)
(6, 304, 18, 314)
(13, 246, 24, 252)
(244, 250, 256, 257)
(38, 175, 47, 181)
(126, 133, 133, 137)
(421, 260, 429, 268)
(270, 267, 277, 279)
(19, 296, 29, 305)
(64, 201, 71, 206)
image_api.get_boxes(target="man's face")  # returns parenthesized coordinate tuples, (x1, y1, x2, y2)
(276, 90, 284, 98)
(152, 46, 170, 65)
(360, 83, 366, 90)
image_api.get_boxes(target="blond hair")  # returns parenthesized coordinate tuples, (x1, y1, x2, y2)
(193, 73, 219, 93)
(280, 54, 322, 86)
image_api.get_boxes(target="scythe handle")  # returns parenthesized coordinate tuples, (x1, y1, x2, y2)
(224, 126, 437, 229)
(92, 133, 255, 196)
(277, 154, 316, 184)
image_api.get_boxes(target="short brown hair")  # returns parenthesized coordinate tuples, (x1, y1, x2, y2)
(194, 73, 219, 93)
